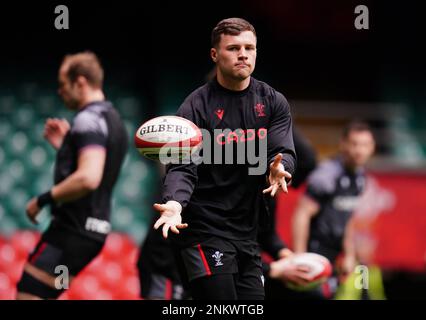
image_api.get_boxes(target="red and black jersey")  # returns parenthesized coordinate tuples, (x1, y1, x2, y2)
(162, 77, 296, 244)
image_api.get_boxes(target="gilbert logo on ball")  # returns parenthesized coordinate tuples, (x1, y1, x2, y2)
(135, 116, 202, 163)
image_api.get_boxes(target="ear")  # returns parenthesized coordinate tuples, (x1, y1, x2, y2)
(76, 75, 87, 88)
(210, 48, 218, 63)
(369, 138, 376, 155)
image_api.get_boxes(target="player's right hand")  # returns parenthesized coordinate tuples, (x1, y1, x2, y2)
(44, 118, 70, 150)
(153, 200, 188, 239)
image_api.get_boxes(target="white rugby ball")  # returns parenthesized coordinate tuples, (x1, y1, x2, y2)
(282, 252, 333, 291)
(134, 115, 202, 161)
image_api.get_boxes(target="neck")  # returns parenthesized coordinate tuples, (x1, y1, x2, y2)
(342, 156, 359, 173)
(78, 89, 105, 109)
(216, 72, 251, 91)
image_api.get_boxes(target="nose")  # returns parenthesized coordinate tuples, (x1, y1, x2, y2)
(238, 48, 248, 60)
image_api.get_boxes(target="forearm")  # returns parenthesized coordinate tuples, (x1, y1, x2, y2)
(50, 171, 97, 203)
(281, 153, 296, 177)
(262, 262, 272, 277)
(259, 232, 286, 259)
(292, 211, 311, 253)
(343, 220, 356, 258)
(162, 163, 198, 208)
(50, 138, 64, 151)
(267, 95, 296, 177)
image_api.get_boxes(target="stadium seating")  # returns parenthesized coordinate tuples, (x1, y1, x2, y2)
(0, 231, 141, 300)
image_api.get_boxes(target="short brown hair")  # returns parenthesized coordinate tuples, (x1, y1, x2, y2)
(62, 51, 104, 88)
(211, 18, 256, 48)
(342, 120, 373, 139)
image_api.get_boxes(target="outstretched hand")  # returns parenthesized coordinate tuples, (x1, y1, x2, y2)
(263, 153, 292, 197)
(153, 200, 188, 239)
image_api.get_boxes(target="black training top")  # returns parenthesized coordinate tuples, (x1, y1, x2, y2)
(162, 77, 296, 245)
(306, 157, 366, 263)
(50, 101, 128, 242)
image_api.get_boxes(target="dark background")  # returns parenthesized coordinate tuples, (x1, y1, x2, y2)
(0, 0, 424, 108)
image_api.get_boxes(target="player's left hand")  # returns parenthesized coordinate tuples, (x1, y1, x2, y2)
(26, 197, 40, 225)
(263, 153, 292, 197)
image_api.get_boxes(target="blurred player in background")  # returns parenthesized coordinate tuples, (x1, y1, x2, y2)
(16, 52, 128, 299)
(153, 17, 296, 300)
(291, 121, 375, 299)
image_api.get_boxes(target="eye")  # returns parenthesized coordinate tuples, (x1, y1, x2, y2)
(228, 46, 239, 51)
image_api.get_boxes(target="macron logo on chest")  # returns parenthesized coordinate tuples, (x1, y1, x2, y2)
(215, 109, 224, 120)
(214, 104, 266, 120)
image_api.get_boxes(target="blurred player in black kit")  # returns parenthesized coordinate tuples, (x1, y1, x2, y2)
(152, 18, 296, 300)
(16, 52, 128, 299)
(291, 121, 375, 299)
